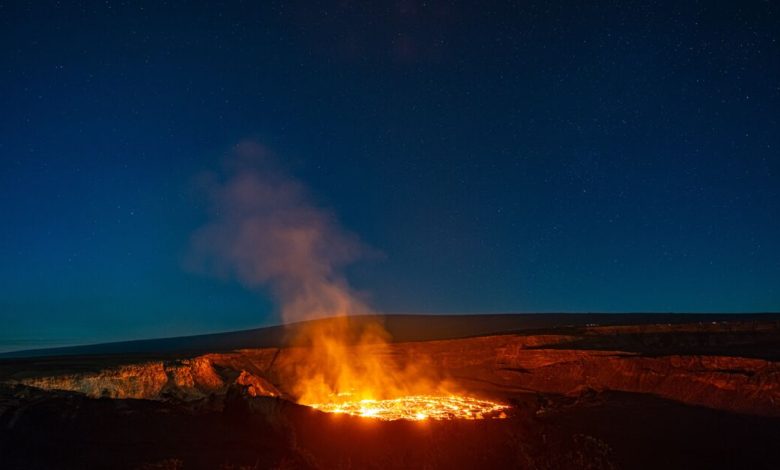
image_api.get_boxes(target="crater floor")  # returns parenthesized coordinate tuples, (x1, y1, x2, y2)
(1, 316, 779, 469)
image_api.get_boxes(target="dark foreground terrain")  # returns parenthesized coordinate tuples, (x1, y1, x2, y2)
(1, 314, 779, 469)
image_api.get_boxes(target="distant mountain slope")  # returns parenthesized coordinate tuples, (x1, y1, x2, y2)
(1, 313, 778, 359)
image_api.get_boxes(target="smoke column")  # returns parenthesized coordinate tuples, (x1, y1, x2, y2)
(190, 141, 431, 403)
(190, 141, 374, 324)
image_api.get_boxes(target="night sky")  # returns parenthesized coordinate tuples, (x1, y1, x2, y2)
(2, 1, 779, 350)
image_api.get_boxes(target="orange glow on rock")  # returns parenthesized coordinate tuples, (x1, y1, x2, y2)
(281, 316, 509, 421)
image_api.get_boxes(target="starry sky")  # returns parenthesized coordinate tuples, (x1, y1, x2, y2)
(1, 1, 779, 350)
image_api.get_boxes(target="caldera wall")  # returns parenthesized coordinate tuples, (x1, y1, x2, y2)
(8, 325, 780, 417)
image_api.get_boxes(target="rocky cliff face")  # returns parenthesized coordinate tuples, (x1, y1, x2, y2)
(436, 336, 779, 416)
(18, 355, 281, 400)
(8, 324, 780, 417)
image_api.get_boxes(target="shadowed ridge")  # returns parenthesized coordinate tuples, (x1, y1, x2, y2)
(2, 312, 778, 359)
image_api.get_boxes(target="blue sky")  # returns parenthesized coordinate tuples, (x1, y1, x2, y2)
(1, 1, 779, 349)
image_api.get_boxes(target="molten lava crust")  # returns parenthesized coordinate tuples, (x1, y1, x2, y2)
(307, 394, 509, 420)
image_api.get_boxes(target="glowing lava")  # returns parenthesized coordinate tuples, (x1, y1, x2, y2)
(308, 395, 509, 421)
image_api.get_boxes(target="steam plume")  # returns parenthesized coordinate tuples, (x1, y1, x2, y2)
(190, 141, 372, 323)
(190, 141, 444, 403)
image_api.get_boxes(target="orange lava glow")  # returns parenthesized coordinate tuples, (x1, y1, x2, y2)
(308, 394, 509, 421)
(287, 317, 511, 421)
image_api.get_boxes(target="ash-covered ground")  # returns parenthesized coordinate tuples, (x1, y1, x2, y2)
(1, 314, 779, 469)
